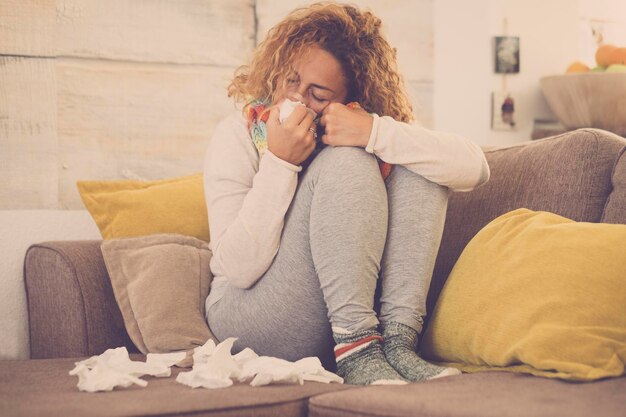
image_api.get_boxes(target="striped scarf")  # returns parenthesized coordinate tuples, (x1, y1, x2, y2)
(246, 100, 393, 179)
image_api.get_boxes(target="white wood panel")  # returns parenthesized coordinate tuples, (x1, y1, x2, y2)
(0, 57, 58, 209)
(407, 81, 434, 128)
(0, 0, 56, 57)
(256, 0, 433, 81)
(56, 0, 255, 66)
(57, 58, 237, 209)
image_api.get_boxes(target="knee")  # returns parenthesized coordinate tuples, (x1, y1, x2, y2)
(390, 165, 449, 198)
(386, 166, 449, 213)
(301, 147, 387, 205)
(310, 146, 380, 179)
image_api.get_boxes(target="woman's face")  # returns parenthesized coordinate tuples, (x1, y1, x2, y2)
(278, 45, 348, 116)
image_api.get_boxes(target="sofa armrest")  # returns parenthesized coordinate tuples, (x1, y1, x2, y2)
(24, 240, 137, 359)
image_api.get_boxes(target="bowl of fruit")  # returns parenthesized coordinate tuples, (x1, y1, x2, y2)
(540, 44, 626, 136)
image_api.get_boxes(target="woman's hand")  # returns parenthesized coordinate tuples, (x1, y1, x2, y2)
(266, 104, 317, 166)
(319, 103, 373, 148)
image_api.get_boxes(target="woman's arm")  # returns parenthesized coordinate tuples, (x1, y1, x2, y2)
(204, 113, 301, 289)
(365, 114, 490, 192)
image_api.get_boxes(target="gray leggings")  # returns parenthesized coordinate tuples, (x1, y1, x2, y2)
(206, 146, 448, 369)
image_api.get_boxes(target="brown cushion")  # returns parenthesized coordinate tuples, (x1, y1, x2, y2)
(101, 234, 217, 360)
(0, 356, 352, 417)
(428, 128, 626, 328)
(309, 372, 626, 417)
(602, 146, 626, 224)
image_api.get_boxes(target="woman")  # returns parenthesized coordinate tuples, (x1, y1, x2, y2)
(203, 2, 489, 385)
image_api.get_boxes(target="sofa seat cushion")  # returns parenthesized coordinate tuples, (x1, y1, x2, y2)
(308, 372, 626, 417)
(0, 356, 352, 417)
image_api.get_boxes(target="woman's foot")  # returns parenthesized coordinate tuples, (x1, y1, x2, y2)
(382, 321, 461, 381)
(333, 327, 407, 385)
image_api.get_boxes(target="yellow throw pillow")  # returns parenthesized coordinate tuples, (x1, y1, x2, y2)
(421, 208, 626, 381)
(77, 174, 209, 242)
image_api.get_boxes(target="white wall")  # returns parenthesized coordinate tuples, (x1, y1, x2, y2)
(433, 0, 626, 146)
(434, 0, 581, 146)
(433, 0, 492, 146)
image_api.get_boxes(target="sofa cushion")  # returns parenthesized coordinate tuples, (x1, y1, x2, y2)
(0, 356, 352, 417)
(428, 129, 626, 329)
(77, 173, 209, 242)
(308, 372, 626, 417)
(421, 208, 626, 381)
(602, 146, 626, 224)
(101, 234, 216, 361)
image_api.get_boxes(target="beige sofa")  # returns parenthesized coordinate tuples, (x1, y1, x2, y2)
(3, 128, 625, 417)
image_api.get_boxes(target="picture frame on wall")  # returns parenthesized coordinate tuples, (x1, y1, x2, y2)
(494, 36, 520, 73)
(492, 91, 517, 131)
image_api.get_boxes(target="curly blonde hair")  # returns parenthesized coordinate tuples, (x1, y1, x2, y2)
(228, 2, 414, 122)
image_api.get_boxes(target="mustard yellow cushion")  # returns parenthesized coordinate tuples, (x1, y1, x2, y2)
(421, 208, 626, 381)
(77, 174, 209, 242)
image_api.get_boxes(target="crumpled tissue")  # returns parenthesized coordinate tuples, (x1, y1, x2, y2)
(176, 337, 343, 389)
(69, 338, 342, 392)
(69, 348, 186, 392)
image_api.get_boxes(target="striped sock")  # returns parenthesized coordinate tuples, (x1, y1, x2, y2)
(382, 321, 461, 381)
(333, 327, 407, 386)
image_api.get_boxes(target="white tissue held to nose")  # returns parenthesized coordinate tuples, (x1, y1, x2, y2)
(279, 99, 317, 123)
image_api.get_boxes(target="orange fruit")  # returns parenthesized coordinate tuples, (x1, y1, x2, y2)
(607, 47, 626, 65)
(566, 61, 590, 73)
(596, 44, 618, 66)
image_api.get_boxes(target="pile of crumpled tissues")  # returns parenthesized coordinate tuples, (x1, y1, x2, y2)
(69, 337, 343, 392)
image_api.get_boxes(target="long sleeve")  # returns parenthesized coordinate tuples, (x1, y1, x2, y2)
(365, 114, 490, 192)
(203, 112, 301, 289)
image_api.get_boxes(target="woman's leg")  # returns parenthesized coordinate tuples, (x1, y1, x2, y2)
(378, 165, 460, 380)
(378, 165, 448, 331)
(207, 146, 404, 383)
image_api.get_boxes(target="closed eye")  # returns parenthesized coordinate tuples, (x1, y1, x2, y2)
(311, 91, 329, 102)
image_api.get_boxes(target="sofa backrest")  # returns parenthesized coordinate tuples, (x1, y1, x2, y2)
(426, 128, 626, 329)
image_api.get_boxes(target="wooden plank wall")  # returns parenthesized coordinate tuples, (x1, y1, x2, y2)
(0, 0, 432, 209)
(1, 0, 254, 209)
